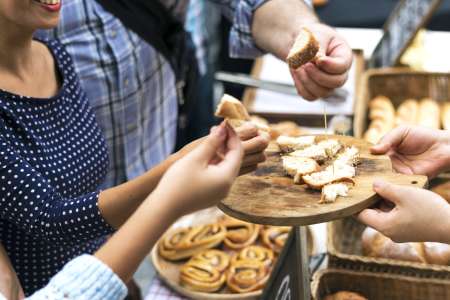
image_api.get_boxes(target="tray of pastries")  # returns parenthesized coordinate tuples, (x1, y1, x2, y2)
(151, 209, 315, 300)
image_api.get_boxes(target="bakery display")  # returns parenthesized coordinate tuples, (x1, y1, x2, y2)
(364, 95, 446, 144)
(155, 213, 310, 296)
(158, 224, 226, 261)
(361, 227, 450, 265)
(277, 135, 360, 203)
(323, 291, 368, 300)
(287, 28, 320, 69)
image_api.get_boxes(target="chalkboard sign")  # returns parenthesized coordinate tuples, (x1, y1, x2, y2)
(369, 0, 442, 68)
(261, 227, 325, 300)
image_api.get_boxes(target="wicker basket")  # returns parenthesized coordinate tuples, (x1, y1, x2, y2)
(328, 217, 450, 279)
(312, 268, 450, 300)
(354, 68, 450, 139)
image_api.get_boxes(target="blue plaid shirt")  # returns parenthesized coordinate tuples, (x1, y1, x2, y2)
(36, 0, 267, 188)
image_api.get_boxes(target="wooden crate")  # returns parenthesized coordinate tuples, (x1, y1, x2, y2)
(327, 217, 450, 279)
(354, 68, 450, 138)
(312, 268, 450, 300)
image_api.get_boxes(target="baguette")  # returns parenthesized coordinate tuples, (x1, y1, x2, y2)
(286, 28, 319, 69)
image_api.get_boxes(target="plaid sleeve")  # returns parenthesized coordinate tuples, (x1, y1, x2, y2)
(212, 0, 314, 59)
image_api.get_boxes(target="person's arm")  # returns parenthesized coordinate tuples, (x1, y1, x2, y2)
(0, 244, 24, 300)
(213, 0, 352, 101)
(357, 180, 450, 244)
(25, 123, 242, 300)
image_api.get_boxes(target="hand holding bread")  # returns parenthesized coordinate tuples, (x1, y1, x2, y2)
(288, 24, 352, 101)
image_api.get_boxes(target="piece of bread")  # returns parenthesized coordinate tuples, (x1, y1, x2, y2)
(281, 156, 320, 184)
(215, 94, 250, 121)
(364, 96, 395, 144)
(320, 182, 351, 204)
(334, 146, 360, 166)
(303, 168, 355, 190)
(324, 291, 368, 300)
(441, 103, 450, 130)
(317, 139, 342, 158)
(361, 227, 450, 265)
(276, 135, 316, 152)
(289, 144, 328, 162)
(269, 121, 304, 140)
(286, 28, 320, 69)
(396, 99, 419, 126)
(418, 98, 440, 129)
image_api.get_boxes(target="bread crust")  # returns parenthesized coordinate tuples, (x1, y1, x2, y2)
(286, 28, 320, 69)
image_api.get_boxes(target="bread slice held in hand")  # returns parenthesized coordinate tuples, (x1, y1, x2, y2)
(215, 94, 269, 132)
(286, 28, 320, 69)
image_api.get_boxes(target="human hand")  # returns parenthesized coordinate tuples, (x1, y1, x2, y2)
(176, 122, 269, 176)
(156, 122, 243, 216)
(356, 180, 450, 243)
(290, 23, 353, 101)
(371, 125, 450, 178)
(0, 245, 24, 300)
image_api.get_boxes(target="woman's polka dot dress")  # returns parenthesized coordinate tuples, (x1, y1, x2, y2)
(0, 39, 114, 295)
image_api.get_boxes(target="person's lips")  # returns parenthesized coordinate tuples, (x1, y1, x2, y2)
(33, 0, 62, 12)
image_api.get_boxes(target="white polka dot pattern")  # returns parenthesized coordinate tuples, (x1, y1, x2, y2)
(0, 39, 113, 295)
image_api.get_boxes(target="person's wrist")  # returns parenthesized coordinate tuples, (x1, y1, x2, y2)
(147, 184, 185, 221)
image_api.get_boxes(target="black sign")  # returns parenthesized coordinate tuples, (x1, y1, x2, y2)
(262, 227, 326, 300)
(369, 0, 442, 68)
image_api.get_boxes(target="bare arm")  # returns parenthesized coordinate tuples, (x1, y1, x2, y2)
(0, 244, 24, 300)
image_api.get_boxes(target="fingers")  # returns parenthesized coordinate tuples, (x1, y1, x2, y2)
(242, 152, 266, 168)
(235, 122, 258, 141)
(316, 37, 353, 75)
(242, 134, 269, 155)
(371, 126, 410, 154)
(217, 125, 244, 177)
(304, 62, 348, 89)
(373, 180, 412, 206)
(193, 122, 227, 162)
(356, 208, 391, 231)
(297, 67, 333, 99)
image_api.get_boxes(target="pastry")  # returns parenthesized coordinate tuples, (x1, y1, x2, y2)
(320, 182, 352, 204)
(226, 259, 271, 293)
(282, 156, 320, 184)
(276, 135, 316, 152)
(269, 121, 304, 140)
(395, 99, 419, 126)
(324, 291, 368, 300)
(287, 28, 320, 69)
(159, 224, 226, 261)
(364, 96, 395, 144)
(442, 102, 450, 130)
(219, 216, 261, 250)
(362, 227, 450, 265)
(180, 250, 230, 292)
(215, 94, 269, 132)
(261, 226, 290, 254)
(418, 98, 440, 129)
(232, 245, 274, 267)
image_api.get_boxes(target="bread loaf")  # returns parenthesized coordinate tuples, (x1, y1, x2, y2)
(441, 103, 450, 130)
(361, 227, 450, 265)
(363, 96, 395, 144)
(418, 98, 440, 129)
(396, 99, 419, 126)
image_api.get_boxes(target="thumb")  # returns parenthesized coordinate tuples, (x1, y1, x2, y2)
(217, 124, 244, 177)
(192, 122, 227, 162)
(371, 126, 409, 154)
(373, 180, 407, 206)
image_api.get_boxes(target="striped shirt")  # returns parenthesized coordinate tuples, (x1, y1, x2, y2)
(36, 0, 267, 189)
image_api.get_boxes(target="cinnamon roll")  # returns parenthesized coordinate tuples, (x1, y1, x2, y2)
(261, 226, 291, 254)
(159, 224, 226, 261)
(232, 245, 274, 267)
(220, 216, 260, 250)
(226, 259, 271, 293)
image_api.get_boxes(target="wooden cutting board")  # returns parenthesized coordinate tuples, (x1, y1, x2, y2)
(219, 135, 428, 226)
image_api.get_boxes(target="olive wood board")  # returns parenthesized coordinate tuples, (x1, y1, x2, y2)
(219, 135, 428, 226)
(150, 210, 315, 300)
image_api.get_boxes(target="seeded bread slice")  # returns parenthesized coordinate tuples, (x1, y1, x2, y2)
(286, 28, 320, 69)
